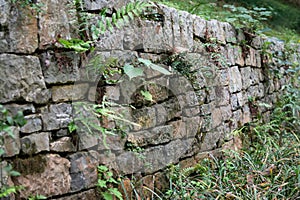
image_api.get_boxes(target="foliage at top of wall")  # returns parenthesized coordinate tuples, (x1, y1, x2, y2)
(156, 0, 300, 42)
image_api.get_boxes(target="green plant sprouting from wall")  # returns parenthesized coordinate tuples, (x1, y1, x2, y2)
(96, 165, 123, 200)
(90, 1, 151, 40)
(59, 1, 151, 53)
(0, 105, 26, 198)
(69, 97, 140, 149)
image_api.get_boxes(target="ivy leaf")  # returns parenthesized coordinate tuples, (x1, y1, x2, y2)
(97, 179, 107, 188)
(123, 64, 144, 80)
(108, 188, 123, 200)
(141, 90, 153, 102)
(102, 192, 113, 200)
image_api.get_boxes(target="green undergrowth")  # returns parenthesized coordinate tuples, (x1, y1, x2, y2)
(155, 0, 300, 43)
(162, 64, 300, 199)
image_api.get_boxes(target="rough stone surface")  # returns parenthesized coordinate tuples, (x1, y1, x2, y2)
(20, 115, 42, 134)
(0, 127, 20, 157)
(229, 66, 243, 93)
(50, 137, 76, 152)
(38, 0, 78, 49)
(0, 54, 50, 104)
(40, 51, 80, 84)
(0, 1, 38, 53)
(13, 154, 71, 199)
(68, 151, 100, 191)
(20, 132, 50, 154)
(0, 1, 295, 199)
(51, 84, 89, 102)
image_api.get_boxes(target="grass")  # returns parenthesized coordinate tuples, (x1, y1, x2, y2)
(163, 82, 300, 199)
(154, 0, 300, 43)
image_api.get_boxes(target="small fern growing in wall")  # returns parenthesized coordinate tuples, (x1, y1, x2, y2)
(90, 1, 151, 40)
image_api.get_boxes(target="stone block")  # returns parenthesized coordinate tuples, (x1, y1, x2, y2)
(4, 104, 35, 116)
(83, 0, 132, 11)
(245, 47, 259, 67)
(38, 0, 78, 49)
(40, 51, 80, 85)
(193, 16, 207, 39)
(20, 132, 50, 154)
(206, 20, 226, 43)
(127, 125, 174, 146)
(13, 154, 71, 199)
(219, 69, 229, 86)
(184, 116, 201, 138)
(68, 151, 101, 191)
(221, 105, 232, 121)
(240, 67, 252, 89)
(211, 108, 223, 128)
(132, 106, 157, 130)
(0, 126, 20, 157)
(20, 115, 42, 134)
(229, 66, 242, 93)
(0, 1, 38, 53)
(51, 84, 89, 102)
(50, 137, 76, 152)
(0, 54, 50, 104)
(42, 103, 72, 131)
(224, 22, 237, 44)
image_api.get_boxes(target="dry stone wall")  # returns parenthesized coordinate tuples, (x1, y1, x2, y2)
(0, 0, 299, 199)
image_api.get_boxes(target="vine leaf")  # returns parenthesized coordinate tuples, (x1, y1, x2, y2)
(141, 90, 153, 102)
(123, 64, 144, 80)
(138, 58, 171, 75)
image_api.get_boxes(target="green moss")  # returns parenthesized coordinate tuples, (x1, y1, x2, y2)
(13, 155, 47, 176)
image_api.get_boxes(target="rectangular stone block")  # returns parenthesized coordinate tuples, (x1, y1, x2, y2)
(51, 84, 89, 102)
(38, 0, 78, 49)
(0, 1, 38, 53)
(0, 54, 50, 104)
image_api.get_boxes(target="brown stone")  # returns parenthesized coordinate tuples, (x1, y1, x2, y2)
(13, 154, 71, 199)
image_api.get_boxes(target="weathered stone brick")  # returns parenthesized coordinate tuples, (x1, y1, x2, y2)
(229, 66, 243, 93)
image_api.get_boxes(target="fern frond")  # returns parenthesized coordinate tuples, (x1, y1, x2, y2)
(90, 1, 151, 40)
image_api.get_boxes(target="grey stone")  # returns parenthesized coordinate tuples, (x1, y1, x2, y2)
(221, 105, 232, 121)
(232, 109, 243, 130)
(0, 1, 38, 53)
(42, 103, 72, 131)
(13, 154, 71, 199)
(132, 106, 157, 130)
(0, 54, 50, 104)
(38, 0, 78, 49)
(0, 126, 20, 157)
(240, 67, 252, 89)
(83, 0, 133, 11)
(224, 22, 237, 43)
(127, 125, 174, 146)
(98, 135, 125, 151)
(245, 47, 259, 67)
(206, 20, 226, 43)
(219, 69, 229, 86)
(229, 66, 242, 93)
(50, 137, 76, 152)
(68, 151, 101, 191)
(211, 108, 223, 128)
(40, 51, 80, 85)
(184, 116, 201, 138)
(51, 84, 89, 102)
(42, 113, 60, 131)
(20, 115, 42, 134)
(21, 132, 50, 154)
(193, 16, 207, 39)
(95, 27, 124, 50)
(4, 104, 35, 116)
